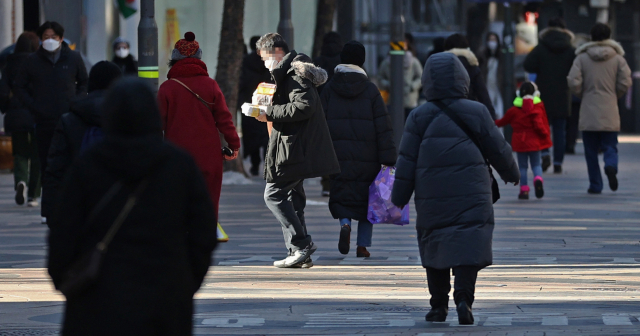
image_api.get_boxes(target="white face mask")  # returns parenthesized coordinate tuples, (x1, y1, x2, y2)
(487, 41, 498, 52)
(42, 38, 61, 52)
(264, 58, 279, 71)
(115, 48, 130, 58)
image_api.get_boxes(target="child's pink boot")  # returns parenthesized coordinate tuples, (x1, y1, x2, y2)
(534, 176, 544, 199)
(518, 185, 530, 200)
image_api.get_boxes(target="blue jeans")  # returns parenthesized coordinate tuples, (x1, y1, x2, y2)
(340, 218, 373, 247)
(541, 118, 567, 165)
(517, 151, 543, 186)
(582, 131, 618, 192)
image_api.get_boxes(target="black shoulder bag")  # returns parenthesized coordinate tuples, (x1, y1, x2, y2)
(58, 178, 150, 299)
(433, 101, 501, 204)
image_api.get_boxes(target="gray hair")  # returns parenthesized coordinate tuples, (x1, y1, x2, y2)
(256, 33, 290, 53)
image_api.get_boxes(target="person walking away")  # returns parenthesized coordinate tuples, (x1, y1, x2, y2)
(565, 33, 590, 155)
(0, 32, 41, 207)
(14, 21, 89, 223)
(378, 38, 423, 119)
(158, 32, 241, 217)
(481, 32, 504, 119)
(392, 53, 519, 325)
(42, 61, 122, 221)
(567, 23, 631, 194)
(444, 33, 496, 120)
(314, 32, 343, 196)
(238, 36, 272, 176)
(321, 41, 397, 258)
(523, 17, 575, 173)
(254, 33, 340, 268)
(495, 82, 552, 199)
(111, 37, 138, 76)
(47, 77, 217, 335)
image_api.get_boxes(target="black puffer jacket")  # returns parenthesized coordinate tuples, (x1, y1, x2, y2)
(42, 90, 106, 218)
(392, 53, 519, 269)
(264, 51, 340, 183)
(321, 65, 397, 221)
(0, 53, 35, 132)
(112, 55, 138, 76)
(13, 43, 89, 126)
(238, 51, 272, 156)
(446, 48, 496, 120)
(524, 28, 576, 119)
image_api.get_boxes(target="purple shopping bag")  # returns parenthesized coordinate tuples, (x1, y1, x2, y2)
(367, 166, 410, 225)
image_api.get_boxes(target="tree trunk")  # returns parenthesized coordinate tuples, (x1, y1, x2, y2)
(215, 0, 247, 175)
(312, 0, 337, 59)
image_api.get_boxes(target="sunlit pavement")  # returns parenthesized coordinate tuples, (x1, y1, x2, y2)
(1, 137, 640, 335)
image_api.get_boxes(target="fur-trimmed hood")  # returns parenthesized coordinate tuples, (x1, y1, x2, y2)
(291, 59, 328, 86)
(576, 39, 625, 61)
(539, 27, 575, 41)
(539, 27, 574, 53)
(445, 48, 479, 67)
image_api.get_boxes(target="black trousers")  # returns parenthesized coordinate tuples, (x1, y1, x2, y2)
(35, 124, 56, 217)
(426, 266, 479, 308)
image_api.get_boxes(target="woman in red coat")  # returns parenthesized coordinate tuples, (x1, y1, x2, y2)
(158, 32, 241, 216)
(496, 82, 552, 200)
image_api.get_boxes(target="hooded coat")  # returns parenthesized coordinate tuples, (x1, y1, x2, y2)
(158, 58, 241, 216)
(0, 53, 36, 133)
(47, 78, 217, 335)
(13, 43, 89, 127)
(496, 97, 553, 152)
(392, 53, 519, 269)
(321, 65, 397, 221)
(264, 51, 340, 183)
(445, 48, 496, 120)
(41, 90, 107, 218)
(237, 51, 272, 157)
(523, 28, 576, 120)
(313, 34, 343, 95)
(567, 40, 632, 132)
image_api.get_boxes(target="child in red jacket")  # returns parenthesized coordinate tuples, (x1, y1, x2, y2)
(496, 82, 552, 199)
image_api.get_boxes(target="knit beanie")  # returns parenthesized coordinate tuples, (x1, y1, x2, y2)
(340, 40, 365, 67)
(88, 61, 123, 93)
(172, 32, 202, 60)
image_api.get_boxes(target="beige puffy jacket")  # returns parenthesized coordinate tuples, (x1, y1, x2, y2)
(567, 39, 632, 132)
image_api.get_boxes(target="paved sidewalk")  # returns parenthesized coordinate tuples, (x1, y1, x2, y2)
(1, 139, 640, 335)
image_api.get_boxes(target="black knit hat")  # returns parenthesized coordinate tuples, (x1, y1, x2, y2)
(340, 40, 366, 67)
(88, 61, 122, 93)
(103, 77, 162, 136)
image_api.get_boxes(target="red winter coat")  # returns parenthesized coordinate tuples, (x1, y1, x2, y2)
(495, 97, 552, 153)
(158, 58, 240, 216)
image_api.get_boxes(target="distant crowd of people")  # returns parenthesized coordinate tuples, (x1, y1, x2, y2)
(0, 16, 632, 334)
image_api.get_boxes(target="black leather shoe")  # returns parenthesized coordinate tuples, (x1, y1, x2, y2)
(425, 307, 448, 322)
(456, 301, 474, 325)
(604, 166, 618, 191)
(553, 165, 562, 174)
(587, 188, 601, 195)
(542, 155, 551, 172)
(338, 224, 351, 254)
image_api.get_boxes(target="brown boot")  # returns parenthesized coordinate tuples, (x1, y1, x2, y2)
(356, 246, 370, 258)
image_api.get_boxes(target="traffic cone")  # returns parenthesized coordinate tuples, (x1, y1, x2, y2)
(217, 223, 229, 242)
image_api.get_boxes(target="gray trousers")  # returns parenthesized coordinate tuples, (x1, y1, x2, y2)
(264, 179, 312, 252)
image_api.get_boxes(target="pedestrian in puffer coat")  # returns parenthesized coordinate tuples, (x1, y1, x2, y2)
(567, 23, 632, 194)
(523, 18, 576, 173)
(238, 36, 272, 176)
(42, 61, 122, 220)
(444, 33, 496, 120)
(158, 32, 241, 217)
(496, 82, 552, 200)
(378, 46, 423, 117)
(0, 32, 41, 206)
(48, 77, 218, 336)
(392, 53, 519, 325)
(112, 37, 138, 76)
(321, 41, 397, 258)
(254, 33, 340, 268)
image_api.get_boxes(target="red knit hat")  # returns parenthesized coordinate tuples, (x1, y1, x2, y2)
(174, 32, 199, 57)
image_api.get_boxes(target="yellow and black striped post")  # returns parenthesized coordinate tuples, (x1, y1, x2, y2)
(138, 0, 159, 92)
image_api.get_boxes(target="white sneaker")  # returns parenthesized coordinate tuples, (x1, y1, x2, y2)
(27, 198, 39, 207)
(291, 257, 313, 269)
(274, 242, 317, 268)
(15, 181, 26, 205)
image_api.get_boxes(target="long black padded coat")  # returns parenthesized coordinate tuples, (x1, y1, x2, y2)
(392, 53, 519, 270)
(321, 65, 397, 221)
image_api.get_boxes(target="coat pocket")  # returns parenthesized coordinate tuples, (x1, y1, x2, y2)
(276, 134, 305, 166)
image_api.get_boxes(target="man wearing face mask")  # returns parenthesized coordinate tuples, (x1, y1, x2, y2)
(254, 33, 340, 268)
(14, 21, 89, 223)
(111, 37, 138, 75)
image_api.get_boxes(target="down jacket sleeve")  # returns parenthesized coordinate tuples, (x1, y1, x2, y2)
(567, 58, 584, 98)
(391, 111, 421, 207)
(210, 80, 241, 150)
(42, 119, 74, 218)
(471, 68, 496, 120)
(267, 76, 317, 123)
(372, 91, 397, 166)
(475, 106, 520, 184)
(616, 57, 632, 99)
